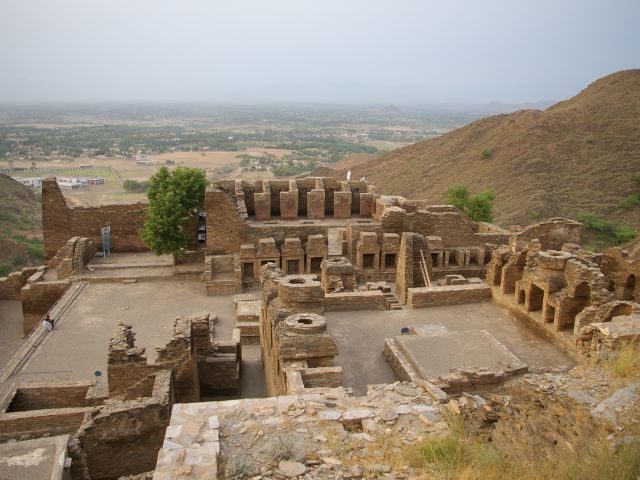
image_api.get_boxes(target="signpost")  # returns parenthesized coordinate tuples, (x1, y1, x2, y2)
(101, 226, 111, 257)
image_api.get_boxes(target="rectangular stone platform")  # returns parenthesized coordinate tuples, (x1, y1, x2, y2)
(384, 328, 528, 393)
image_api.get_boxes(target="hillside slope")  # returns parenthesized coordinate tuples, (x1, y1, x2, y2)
(349, 70, 640, 229)
(0, 174, 43, 274)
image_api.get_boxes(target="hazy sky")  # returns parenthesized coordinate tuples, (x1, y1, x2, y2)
(0, 0, 638, 104)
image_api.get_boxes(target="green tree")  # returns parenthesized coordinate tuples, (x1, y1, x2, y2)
(140, 167, 207, 258)
(445, 185, 496, 222)
(444, 185, 469, 212)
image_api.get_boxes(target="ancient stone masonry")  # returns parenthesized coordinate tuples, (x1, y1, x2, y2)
(202, 254, 242, 296)
(49, 236, 98, 279)
(384, 326, 528, 394)
(281, 237, 305, 275)
(601, 246, 640, 302)
(486, 224, 640, 359)
(321, 257, 357, 293)
(42, 179, 147, 259)
(0, 266, 38, 300)
(258, 265, 342, 396)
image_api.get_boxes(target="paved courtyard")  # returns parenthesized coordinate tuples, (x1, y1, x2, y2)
(18, 280, 259, 391)
(326, 301, 576, 396)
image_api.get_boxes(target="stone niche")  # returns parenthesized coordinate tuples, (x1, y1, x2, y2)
(321, 257, 357, 293)
(281, 237, 305, 275)
(381, 233, 400, 272)
(305, 234, 328, 274)
(356, 231, 381, 273)
(257, 237, 281, 269)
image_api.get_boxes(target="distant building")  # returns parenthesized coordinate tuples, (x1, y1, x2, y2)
(88, 177, 105, 185)
(12, 176, 43, 189)
(136, 160, 155, 166)
(56, 176, 83, 189)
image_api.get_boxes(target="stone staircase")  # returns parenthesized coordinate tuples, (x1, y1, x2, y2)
(384, 291, 403, 310)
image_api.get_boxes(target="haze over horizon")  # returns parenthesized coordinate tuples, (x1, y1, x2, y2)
(0, 0, 638, 105)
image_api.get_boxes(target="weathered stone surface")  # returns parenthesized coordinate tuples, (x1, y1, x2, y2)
(278, 460, 307, 477)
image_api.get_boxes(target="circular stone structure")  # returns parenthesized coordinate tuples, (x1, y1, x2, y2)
(284, 313, 327, 334)
(538, 250, 572, 270)
(277, 275, 323, 304)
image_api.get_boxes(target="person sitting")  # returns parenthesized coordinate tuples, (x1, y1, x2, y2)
(43, 318, 53, 332)
(45, 313, 54, 329)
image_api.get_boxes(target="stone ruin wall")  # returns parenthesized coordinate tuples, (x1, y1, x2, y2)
(0, 266, 39, 300)
(484, 220, 640, 361)
(258, 265, 342, 397)
(48, 236, 98, 279)
(42, 179, 147, 259)
(0, 309, 242, 480)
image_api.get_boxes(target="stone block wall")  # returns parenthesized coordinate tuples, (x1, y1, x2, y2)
(334, 191, 352, 219)
(42, 179, 147, 259)
(0, 407, 90, 443)
(324, 290, 386, 311)
(307, 189, 325, 219)
(280, 184, 298, 219)
(407, 283, 492, 308)
(6, 381, 92, 412)
(0, 267, 38, 300)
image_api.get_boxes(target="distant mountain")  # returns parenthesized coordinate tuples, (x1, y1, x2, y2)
(479, 100, 556, 113)
(342, 70, 640, 231)
(0, 174, 42, 273)
(380, 105, 405, 115)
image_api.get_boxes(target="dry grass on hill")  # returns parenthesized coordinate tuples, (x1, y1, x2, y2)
(345, 70, 640, 231)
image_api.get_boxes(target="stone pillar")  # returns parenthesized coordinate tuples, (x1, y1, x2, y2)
(334, 191, 352, 219)
(307, 189, 325, 220)
(360, 193, 373, 217)
(254, 192, 271, 221)
(280, 190, 299, 220)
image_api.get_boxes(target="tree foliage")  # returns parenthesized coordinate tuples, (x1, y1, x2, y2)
(140, 167, 207, 257)
(445, 185, 496, 222)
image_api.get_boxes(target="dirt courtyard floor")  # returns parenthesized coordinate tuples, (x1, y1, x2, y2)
(18, 280, 265, 398)
(326, 301, 576, 396)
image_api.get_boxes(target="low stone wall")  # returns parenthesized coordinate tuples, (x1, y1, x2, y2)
(324, 290, 386, 311)
(21, 279, 71, 334)
(407, 283, 491, 309)
(0, 267, 41, 300)
(0, 267, 39, 300)
(6, 381, 92, 412)
(0, 407, 90, 443)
